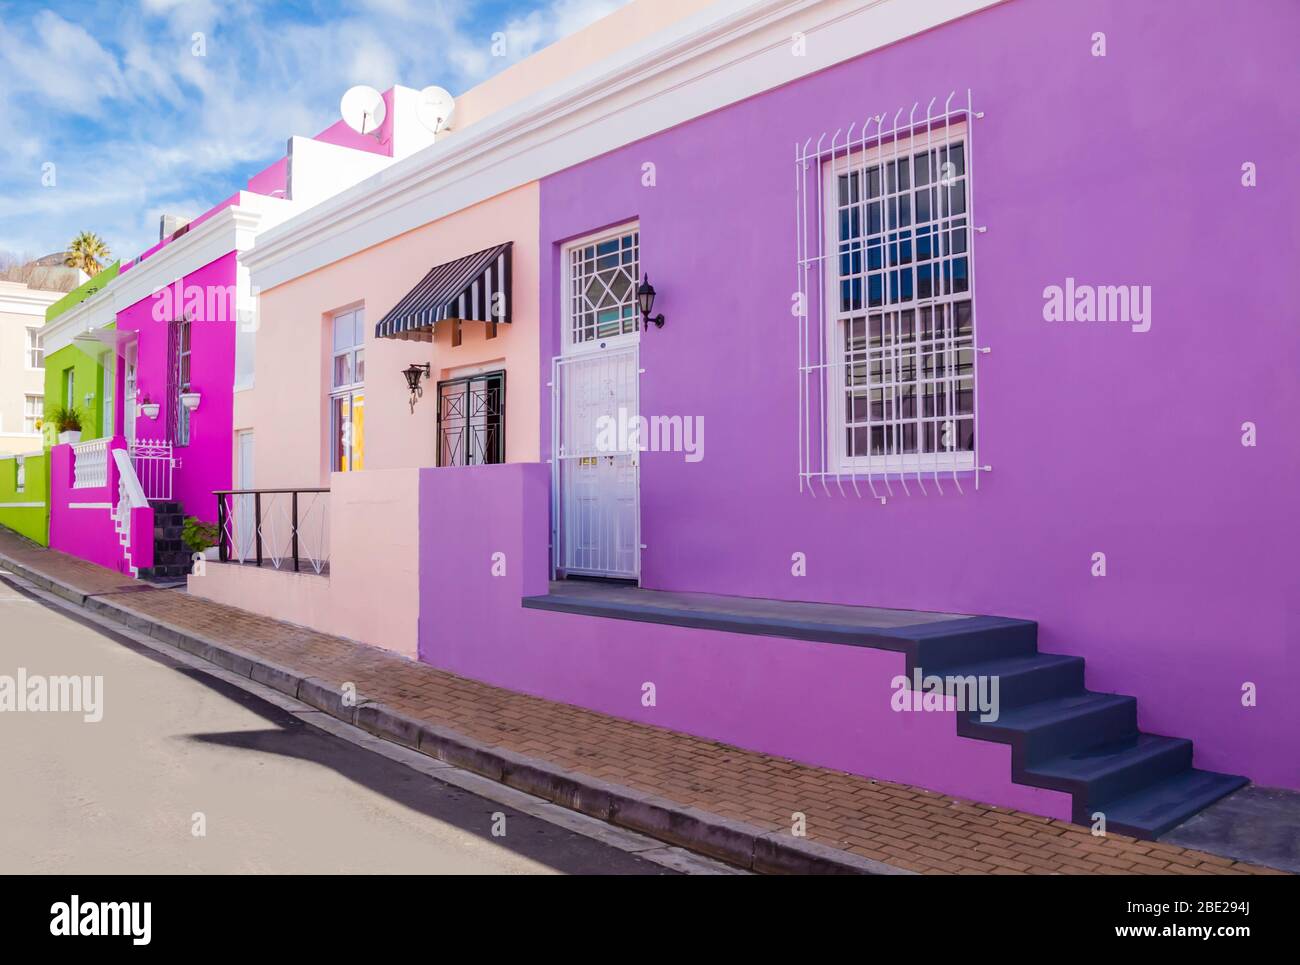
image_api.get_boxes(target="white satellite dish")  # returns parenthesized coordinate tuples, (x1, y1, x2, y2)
(416, 86, 456, 136)
(340, 85, 387, 136)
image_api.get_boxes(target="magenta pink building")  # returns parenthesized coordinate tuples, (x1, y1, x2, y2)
(46, 89, 430, 579)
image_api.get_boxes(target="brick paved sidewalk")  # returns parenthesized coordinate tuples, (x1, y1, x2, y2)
(0, 530, 1284, 875)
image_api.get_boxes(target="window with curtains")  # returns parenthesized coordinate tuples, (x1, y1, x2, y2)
(329, 307, 365, 472)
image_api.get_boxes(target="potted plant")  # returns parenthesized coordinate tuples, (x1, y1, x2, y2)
(180, 391, 201, 412)
(50, 405, 83, 444)
(138, 394, 160, 419)
(182, 516, 221, 561)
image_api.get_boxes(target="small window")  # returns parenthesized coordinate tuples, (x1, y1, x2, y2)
(175, 319, 192, 446)
(329, 308, 365, 472)
(567, 228, 640, 345)
(437, 372, 505, 466)
(26, 328, 43, 368)
(24, 395, 42, 434)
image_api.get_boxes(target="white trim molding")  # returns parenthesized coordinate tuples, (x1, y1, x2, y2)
(0, 286, 61, 316)
(40, 193, 301, 356)
(67, 502, 112, 510)
(0, 502, 44, 509)
(243, 0, 1004, 291)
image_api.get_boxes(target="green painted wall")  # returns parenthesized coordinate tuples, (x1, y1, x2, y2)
(42, 335, 114, 446)
(45, 261, 119, 323)
(0, 451, 48, 544)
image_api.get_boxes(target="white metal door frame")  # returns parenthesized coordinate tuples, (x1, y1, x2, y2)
(551, 345, 641, 581)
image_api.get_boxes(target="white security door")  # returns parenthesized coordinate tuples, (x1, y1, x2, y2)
(123, 343, 137, 444)
(553, 346, 640, 579)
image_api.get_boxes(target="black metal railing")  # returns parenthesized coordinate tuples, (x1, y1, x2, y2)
(214, 487, 330, 574)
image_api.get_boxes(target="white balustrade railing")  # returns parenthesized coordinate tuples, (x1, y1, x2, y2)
(72, 437, 109, 489)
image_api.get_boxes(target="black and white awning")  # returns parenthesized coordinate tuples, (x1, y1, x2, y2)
(374, 242, 512, 341)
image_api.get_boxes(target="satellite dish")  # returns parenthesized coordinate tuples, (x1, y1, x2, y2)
(340, 85, 387, 136)
(416, 86, 456, 136)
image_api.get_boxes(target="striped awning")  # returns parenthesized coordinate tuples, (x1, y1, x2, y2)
(374, 242, 512, 341)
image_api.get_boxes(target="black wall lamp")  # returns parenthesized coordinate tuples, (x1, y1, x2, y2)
(404, 362, 431, 413)
(637, 275, 665, 331)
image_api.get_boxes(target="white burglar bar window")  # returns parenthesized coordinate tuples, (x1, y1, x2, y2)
(797, 93, 983, 498)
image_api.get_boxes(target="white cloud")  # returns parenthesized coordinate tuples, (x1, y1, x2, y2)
(0, 0, 632, 259)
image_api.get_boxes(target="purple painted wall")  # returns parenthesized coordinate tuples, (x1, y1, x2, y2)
(533, 0, 1299, 790)
(417, 463, 1073, 818)
(115, 251, 238, 523)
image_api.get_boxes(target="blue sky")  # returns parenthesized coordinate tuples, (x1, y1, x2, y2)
(0, 0, 628, 263)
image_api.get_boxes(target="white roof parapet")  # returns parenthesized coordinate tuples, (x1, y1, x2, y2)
(241, 0, 1002, 291)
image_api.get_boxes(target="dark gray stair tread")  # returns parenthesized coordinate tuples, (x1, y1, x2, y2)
(941, 653, 1081, 677)
(1100, 769, 1250, 839)
(1029, 733, 1191, 783)
(978, 692, 1134, 732)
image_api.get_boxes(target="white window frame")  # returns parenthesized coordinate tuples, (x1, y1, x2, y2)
(328, 306, 365, 473)
(821, 120, 975, 476)
(561, 222, 642, 356)
(23, 394, 42, 434)
(26, 328, 42, 369)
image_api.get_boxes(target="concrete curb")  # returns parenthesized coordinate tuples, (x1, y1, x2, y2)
(0, 552, 913, 876)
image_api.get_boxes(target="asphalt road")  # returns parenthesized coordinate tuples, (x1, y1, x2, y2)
(0, 572, 711, 875)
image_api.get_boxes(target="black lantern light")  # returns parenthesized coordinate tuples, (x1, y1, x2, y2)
(404, 362, 431, 414)
(636, 274, 665, 331)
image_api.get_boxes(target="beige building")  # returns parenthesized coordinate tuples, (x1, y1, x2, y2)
(0, 280, 61, 456)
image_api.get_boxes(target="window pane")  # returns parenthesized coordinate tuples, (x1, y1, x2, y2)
(334, 353, 353, 388)
(354, 309, 366, 347)
(351, 392, 364, 470)
(354, 349, 364, 384)
(570, 229, 639, 343)
(333, 311, 353, 351)
(332, 392, 365, 472)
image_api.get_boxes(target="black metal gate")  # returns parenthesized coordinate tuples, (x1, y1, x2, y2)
(436, 371, 505, 466)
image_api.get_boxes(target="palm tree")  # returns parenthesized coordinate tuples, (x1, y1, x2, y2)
(64, 231, 111, 276)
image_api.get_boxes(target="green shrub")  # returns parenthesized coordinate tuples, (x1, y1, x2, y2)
(48, 405, 82, 432)
(181, 516, 219, 554)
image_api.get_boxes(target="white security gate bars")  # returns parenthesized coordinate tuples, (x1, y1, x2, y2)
(795, 90, 988, 500)
(551, 346, 640, 579)
(129, 439, 175, 501)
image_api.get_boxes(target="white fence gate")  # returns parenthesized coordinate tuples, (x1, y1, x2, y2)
(130, 439, 175, 501)
(551, 346, 640, 580)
